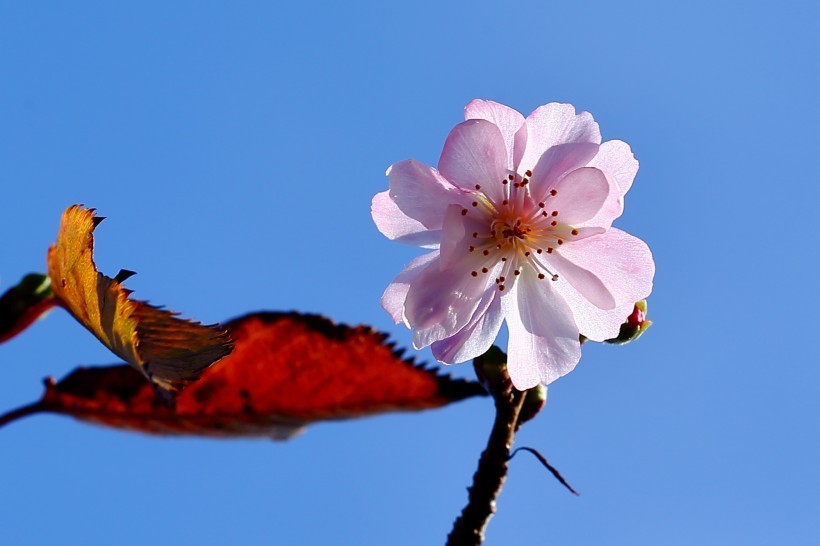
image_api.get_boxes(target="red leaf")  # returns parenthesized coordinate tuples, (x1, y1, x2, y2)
(1, 312, 486, 439)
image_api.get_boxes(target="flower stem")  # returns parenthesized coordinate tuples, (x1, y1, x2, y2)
(446, 387, 525, 546)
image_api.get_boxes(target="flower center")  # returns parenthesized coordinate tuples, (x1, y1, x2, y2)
(461, 169, 583, 292)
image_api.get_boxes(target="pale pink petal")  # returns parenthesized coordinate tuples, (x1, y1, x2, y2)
(518, 103, 601, 175)
(388, 159, 470, 230)
(588, 140, 638, 198)
(431, 291, 503, 363)
(380, 251, 439, 324)
(464, 99, 528, 170)
(547, 167, 611, 225)
(406, 256, 502, 349)
(438, 119, 509, 203)
(501, 274, 581, 389)
(529, 142, 599, 203)
(543, 250, 617, 310)
(584, 140, 639, 227)
(560, 285, 636, 342)
(371, 191, 441, 248)
(556, 228, 654, 309)
(439, 204, 490, 269)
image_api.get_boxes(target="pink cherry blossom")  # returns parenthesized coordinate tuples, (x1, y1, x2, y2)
(372, 100, 655, 389)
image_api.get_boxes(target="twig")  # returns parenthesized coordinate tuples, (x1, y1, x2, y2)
(445, 388, 525, 546)
(0, 402, 46, 429)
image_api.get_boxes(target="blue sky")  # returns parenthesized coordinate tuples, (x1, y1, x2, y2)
(1, 1, 819, 544)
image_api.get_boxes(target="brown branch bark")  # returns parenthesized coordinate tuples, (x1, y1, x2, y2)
(446, 387, 525, 546)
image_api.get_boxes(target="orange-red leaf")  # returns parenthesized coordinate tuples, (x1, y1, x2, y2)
(46, 205, 233, 394)
(1, 312, 486, 439)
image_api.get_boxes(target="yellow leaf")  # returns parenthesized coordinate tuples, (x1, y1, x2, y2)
(46, 205, 233, 394)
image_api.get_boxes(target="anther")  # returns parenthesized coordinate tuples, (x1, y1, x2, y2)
(471, 271, 478, 277)
(499, 276, 506, 282)
(481, 267, 488, 273)
(557, 239, 564, 245)
(514, 270, 520, 276)
(508, 174, 515, 180)
(551, 274, 559, 281)
(552, 210, 558, 216)
(469, 246, 475, 252)
(547, 248, 554, 254)
(550, 189, 558, 196)
(525, 170, 532, 177)
(536, 249, 542, 254)
(502, 179, 508, 185)
(483, 250, 490, 256)
(501, 257, 507, 261)
(461, 209, 468, 216)
(472, 201, 478, 207)
(475, 184, 481, 189)
(521, 178, 529, 186)
(538, 202, 545, 208)
(538, 273, 545, 280)
(551, 221, 557, 226)
(502, 199, 509, 205)
(524, 251, 530, 256)
(473, 232, 478, 238)
(571, 229, 579, 236)
(499, 285, 506, 291)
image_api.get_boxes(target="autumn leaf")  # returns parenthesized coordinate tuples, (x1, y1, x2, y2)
(0, 312, 487, 439)
(46, 205, 233, 394)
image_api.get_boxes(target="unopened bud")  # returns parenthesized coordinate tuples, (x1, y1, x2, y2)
(606, 300, 652, 345)
(0, 273, 56, 343)
(517, 384, 547, 427)
(473, 345, 511, 396)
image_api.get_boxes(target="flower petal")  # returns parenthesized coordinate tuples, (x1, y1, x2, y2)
(518, 103, 601, 175)
(380, 251, 439, 324)
(555, 228, 654, 310)
(501, 274, 581, 389)
(387, 159, 470, 230)
(438, 119, 509, 203)
(439, 204, 490, 270)
(371, 191, 441, 248)
(529, 142, 599, 203)
(588, 140, 638, 198)
(560, 286, 637, 342)
(464, 99, 527, 170)
(405, 255, 501, 349)
(545, 250, 617, 310)
(585, 140, 639, 227)
(547, 167, 611, 225)
(431, 291, 503, 364)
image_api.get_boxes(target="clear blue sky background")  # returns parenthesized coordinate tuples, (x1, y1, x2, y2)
(1, 2, 818, 545)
